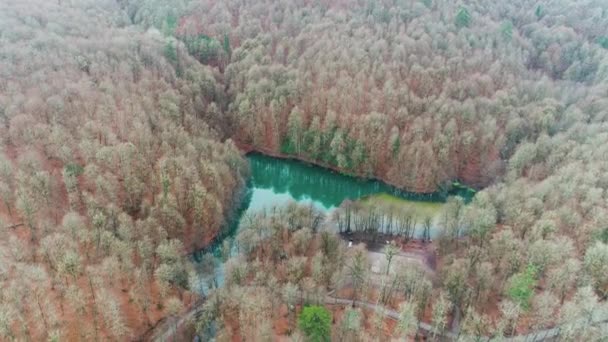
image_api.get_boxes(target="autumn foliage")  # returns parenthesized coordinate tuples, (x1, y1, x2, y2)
(2, 0, 608, 340)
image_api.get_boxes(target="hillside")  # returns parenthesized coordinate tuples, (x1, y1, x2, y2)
(0, 0, 246, 339)
(1, 0, 608, 340)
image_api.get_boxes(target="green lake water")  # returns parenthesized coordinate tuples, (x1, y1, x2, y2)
(246, 153, 455, 211)
(207, 152, 474, 252)
(192, 153, 474, 291)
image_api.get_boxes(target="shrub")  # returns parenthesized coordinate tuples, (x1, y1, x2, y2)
(298, 305, 332, 342)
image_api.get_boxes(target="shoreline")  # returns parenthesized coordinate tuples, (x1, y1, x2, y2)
(232, 140, 475, 202)
(233, 140, 440, 194)
(187, 144, 476, 259)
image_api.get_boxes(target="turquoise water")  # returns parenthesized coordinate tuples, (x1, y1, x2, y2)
(246, 153, 465, 209)
(191, 153, 474, 292)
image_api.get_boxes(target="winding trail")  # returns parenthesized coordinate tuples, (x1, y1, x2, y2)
(146, 244, 608, 342)
(148, 290, 608, 342)
(144, 299, 204, 342)
(323, 295, 449, 339)
(324, 295, 608, 342)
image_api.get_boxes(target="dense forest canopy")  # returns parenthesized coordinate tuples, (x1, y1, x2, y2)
(1, 0, 608, 340)
(0, 0, 247, 339)
(166, 0, 608, 192)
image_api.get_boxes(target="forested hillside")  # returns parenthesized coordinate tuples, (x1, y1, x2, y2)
(1, 0, 608, 340)
(166, 0, 608, 192)
(166, 0, 608, 339)
(0, 0, 246, 339)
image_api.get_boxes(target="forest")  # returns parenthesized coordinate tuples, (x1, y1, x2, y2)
(1, 0, 608, 340)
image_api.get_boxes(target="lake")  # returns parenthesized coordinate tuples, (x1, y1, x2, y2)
(191, 152, 473, 292)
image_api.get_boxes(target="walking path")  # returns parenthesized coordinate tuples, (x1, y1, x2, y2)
(149, 290, 608, 342)
(325, 294, 608, 342)
(148, 242, 607, 341)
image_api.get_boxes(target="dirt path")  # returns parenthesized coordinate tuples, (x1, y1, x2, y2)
(324, 294, 608, 341)
(323, 294, 449, 339)
(143, 299, 203, 342)
(149, 290, 608, 342)
(147, 233, 604, 341)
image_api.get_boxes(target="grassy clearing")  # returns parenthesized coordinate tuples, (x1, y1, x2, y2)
(361, 193, 444, 220)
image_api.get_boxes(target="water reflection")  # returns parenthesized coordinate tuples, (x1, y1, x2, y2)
(248, 153, 447, 210)
(192, 153, 474, 295)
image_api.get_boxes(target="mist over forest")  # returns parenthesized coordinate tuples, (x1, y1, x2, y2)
(1, 0, 608, 340)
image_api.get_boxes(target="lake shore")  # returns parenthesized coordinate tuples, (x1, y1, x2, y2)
(233, 140, 449, 196)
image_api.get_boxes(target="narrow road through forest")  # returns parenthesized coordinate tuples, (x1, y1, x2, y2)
(149, 290, 608, 342)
